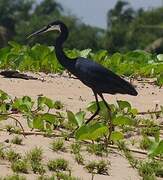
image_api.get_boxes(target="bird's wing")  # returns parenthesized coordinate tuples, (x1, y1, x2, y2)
(75, 57, 137, 95)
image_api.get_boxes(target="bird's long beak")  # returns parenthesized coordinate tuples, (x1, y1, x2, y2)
(27, 25, 61, 39)
(27, 26, 48, 39)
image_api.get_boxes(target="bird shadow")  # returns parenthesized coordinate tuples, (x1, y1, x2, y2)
(0, 70, 38, 80)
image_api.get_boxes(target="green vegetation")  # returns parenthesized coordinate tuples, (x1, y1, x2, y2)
(74, 153, 84, 165)
(26, 147, 45, 174)
(11, 136, 23, 145)
(0, 90, 162, 178)
(38, 173, 80, 180)
(31, 161, 46, 175)
(50, 139, 65, 152)
(1, 174, 26, 180)
(26, 147, 43, 163)
(85, 160, 109, 175)
(5, 149, 21, 162)
(47, 158, 69, 172)
(1, 42, 163, 79)
(70, 142, 82, 155)
(70, 142, 84, 165)
(5, 125, 21, 134)
(86, 143, 108, 156)
(55, 172, 80, 180)
(138, 160, 163, 179)
(139, 136, 152, 150)
(1, 0, 163, 53)
(0, 0, 102, 51)
(11, 159, 28, 173)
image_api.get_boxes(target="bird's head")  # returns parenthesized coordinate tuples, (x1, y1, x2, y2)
(27, 20, 65, 39)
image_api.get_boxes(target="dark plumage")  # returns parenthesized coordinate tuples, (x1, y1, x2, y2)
(28, 20, 138, 123)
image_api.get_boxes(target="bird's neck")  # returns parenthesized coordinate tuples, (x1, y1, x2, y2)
(55, 27, 75, 70)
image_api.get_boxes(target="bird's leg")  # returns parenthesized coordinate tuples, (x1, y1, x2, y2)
(99, 94, 112, 119)
(69, 92, 99, 138)
(86, 92, 100, 124)
(99, 94, 113, 143)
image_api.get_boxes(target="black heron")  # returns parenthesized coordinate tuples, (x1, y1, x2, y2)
(28, 20, 138, 124)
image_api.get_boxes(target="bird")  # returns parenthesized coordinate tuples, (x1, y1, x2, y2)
(28, 20, 138, 124)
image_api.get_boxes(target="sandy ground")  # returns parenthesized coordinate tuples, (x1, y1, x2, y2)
(0, 72, 163, 180)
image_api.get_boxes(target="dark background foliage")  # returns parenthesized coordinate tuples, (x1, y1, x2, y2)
(0, 0, 163, 53)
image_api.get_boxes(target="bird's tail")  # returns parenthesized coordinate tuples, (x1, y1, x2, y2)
(124, 81, 138, 96)
(129, 87, 138, 96)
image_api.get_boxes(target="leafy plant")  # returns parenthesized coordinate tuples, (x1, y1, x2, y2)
(1, 43, 163, 80)
(138, 160, 163, 179)
(11, 159, 28, 173)
(85, 160, 109, 175)
(67, 110, 85, 128)
(70, 142, 82, 154)
(11, 136, 23, 145)
(5, 125, 21, 134)
(141, 126, 160, 137)
(26, 147, 43, 163)
(0, 144, 5, 159)
(47, 158, 69, 172)
(50, 139, 65, 152)
(56, 172, 80, 180)
(139, 136, 152, 150)
(31, 161, 46, 175)
(6, 149, 21, 162)
(86, 143, 108, 156)
(74, 153, 84, 165)
(148, 137, 163, 157)
(75, 122, 108, 141)
(2, 174, 26, 180)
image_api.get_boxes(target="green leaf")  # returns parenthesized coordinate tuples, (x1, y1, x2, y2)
(41, 113, 57, 124)
(88, 123, 108, 140)
(154, 140, 163, 154)
(87, 101, 107, 112)
(149, 140, 163, 156)
(19, 104, 30, 113)
(67, 111, 85, 127)
(110, 131, 124, 141)
(117, 100, 131, 111)
(80, 49, 92, 58)
(0, 104, 10, 113)
(87, 101, 97, 113)
(45, 98, 55, 109)
(67, 110, 77, 126)
(75, 111, 85, 127)
(75, 123, 108, 140)
(93, 50, 108, 62)
(129, 108, 138, 116)
(75, 125, 90, 140)
(12, 96, 33, 113)
(125, 50, 151, 64)
(22, 96, 32, 102)
(37, 96, 55, 109)
(87, 101, 110, 120)
(27, 118, 33, 129)
(0, 90, 10, 101)
(113, 116, 134, 126)
(33, 116, 44, 130)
